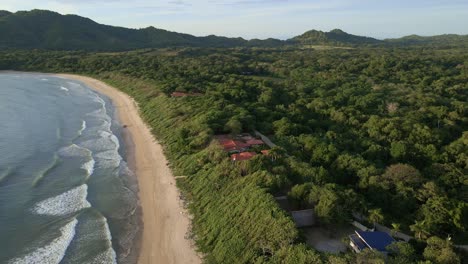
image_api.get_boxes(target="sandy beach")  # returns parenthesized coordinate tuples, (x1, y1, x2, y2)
(58, 74, 201, 264)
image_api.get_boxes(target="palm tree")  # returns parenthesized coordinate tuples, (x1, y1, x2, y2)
(391, 223, 401, 237)
(410, 220, 429, 240)
(368, 208, 384, 229)
(268, 146, 286, 162)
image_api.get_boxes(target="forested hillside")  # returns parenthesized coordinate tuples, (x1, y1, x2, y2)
(1, 46, 467, 263)
(0, 10, 467, 51)
(0, 10, 279, 51)
(290, 29, 381, 46)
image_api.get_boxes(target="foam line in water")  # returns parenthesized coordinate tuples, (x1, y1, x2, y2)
(59, 144, 92, 158)
(8, 219, 78, 264)
(92, 216, 117, 264)
(0, 166, 14, 184)
(59, 86, 69, 92)
(77, 120, 86, 137)
(81, 159, 95, 181)
(32, 154, 60, 187)
(32, 185, 91, 216)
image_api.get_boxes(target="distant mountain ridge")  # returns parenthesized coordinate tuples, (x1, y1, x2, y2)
(289, 28, 382, 45)
(0, 9, 466, 51)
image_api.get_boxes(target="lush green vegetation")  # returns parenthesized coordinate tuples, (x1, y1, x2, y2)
(0, 10, 282, 51)
(0, 10, 467, 51)
(1, 45, 466, 263)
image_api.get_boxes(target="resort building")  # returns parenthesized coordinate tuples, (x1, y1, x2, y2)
(231, 152, 257, 161)
(349, 230, 395, 253)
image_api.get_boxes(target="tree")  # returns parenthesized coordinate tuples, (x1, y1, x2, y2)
(368, 208, 384, 227)
(387, 242, 417, 264)
(410, 221, 429, 240)
(224, 118, 242, 135)
(382, 164, 422, 186)
(390, 141, 407, 160)
(423, 236, 460, 264)
(355, 248, 385, 264)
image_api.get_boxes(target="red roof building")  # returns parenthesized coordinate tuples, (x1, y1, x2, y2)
(245, 138, 264, 146)
(218, 139, 249, 152)
(261, 150, 270, 156)
(231, 152, 256, 161)
(215, 134, 264, 152)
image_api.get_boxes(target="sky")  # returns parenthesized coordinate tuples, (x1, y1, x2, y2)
(1, 0, 467, 40)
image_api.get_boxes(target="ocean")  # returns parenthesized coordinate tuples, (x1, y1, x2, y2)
(0, 73, 140, 264)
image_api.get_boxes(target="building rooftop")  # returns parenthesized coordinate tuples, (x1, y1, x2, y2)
(231, 152, 256, 161)
(215, 134, 264, 152)
(354, 231, 395, 252)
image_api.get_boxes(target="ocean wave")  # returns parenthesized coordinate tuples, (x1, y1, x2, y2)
(88, 249, 117, 264)
(61, 212, 117, 264)
(58, 144, 92, 158)
(59, 86, 69, 92)
(88, 216, 117, 264)
(81, 159, 95, 181)
(32, 185, 91, 216)
(77, 120, 86, 137)
(80, 131, 119, 154)
(32, 154, 60, 187)
(8, 219, 78, 264)
(40, 78, 48, 81)
(94, 150, 122, 169)
(92, 94, 106, 108)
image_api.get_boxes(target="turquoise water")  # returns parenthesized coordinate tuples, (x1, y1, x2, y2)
(0, 73, 140, 263)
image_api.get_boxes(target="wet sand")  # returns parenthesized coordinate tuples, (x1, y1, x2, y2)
(58, 74, 201, 264)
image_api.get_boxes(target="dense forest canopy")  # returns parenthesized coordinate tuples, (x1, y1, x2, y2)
(1, 43, 467, 263)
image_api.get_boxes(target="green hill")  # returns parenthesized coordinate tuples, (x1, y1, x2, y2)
(289, 28, 382, 46)
(0, 9, 278, 51)
(0, 9, 467, 50)
(385, 34, 468, 46)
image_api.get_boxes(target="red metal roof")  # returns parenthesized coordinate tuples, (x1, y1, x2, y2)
(261, 150, 270, 155)
(231, 152, 256, 161)
(245, 139, 264, 146)
(217, 138, 249, 151)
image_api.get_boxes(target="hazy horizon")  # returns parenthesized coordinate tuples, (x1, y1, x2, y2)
(1, 0, 468, 40)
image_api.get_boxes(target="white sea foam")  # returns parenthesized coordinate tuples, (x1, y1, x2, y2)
(80, 131, 119, 153)
(94, 150, 122, 169)
(58, 144, 92, 158)
(40, 78, 48, 81)
(8, 219, 78, 264)
(60, 86, 69, 92)
(77, 120, 86, 136)
(89, 217, 117, 264)
(81, 159, 95, 178)
(93, 94, 106, 108)
(32, 185, 91, 216)
(88, 248, 117, 264)
(65, 215, 117, 264)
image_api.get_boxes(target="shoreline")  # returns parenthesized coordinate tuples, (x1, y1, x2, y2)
(56, 74, 201, 264)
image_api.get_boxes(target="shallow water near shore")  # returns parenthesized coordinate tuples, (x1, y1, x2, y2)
(0, 73, 140, 263)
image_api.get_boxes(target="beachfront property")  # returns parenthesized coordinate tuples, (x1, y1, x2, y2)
(349, 230, 395, 254)
(231, 152, 257, 161)
(215, 134, 267, 161)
